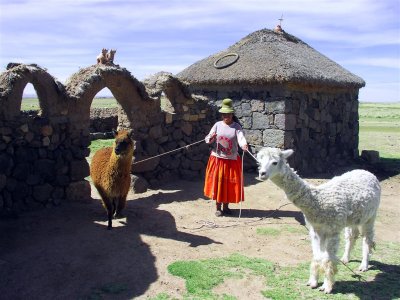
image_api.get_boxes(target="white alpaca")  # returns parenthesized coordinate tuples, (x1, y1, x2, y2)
(256, 147, 381, 294)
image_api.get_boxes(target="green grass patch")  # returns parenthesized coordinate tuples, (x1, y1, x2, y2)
(256, 225, 307, 236)
(21, 97, 40, 111)
(162, 241, 400, 300)
(148, 293, 173, 300)
(90, 97, 119, 108)
(359, 102, 400, 160)
(359, 102, 400, 121)
(256, 227, 281, 236)
(88, 138, 114, 156)
(20, 97, 119, 111)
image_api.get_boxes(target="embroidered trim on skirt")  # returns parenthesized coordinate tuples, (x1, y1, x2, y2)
(204, 155, 244, 203)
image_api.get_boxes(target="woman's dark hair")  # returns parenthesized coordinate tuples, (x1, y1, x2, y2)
(232, 114, 242, 127)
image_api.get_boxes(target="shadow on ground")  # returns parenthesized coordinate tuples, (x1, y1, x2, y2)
(0, 184, 221, 299)
(334, 260, 400, 299)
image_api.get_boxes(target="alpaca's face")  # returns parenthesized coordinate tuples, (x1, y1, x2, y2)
(257, 147, 294, 180)
(113, 130, 133, 156)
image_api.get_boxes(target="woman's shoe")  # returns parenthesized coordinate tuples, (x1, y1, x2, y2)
(215, 203, 222, 217)
(223, 204, 232, 215)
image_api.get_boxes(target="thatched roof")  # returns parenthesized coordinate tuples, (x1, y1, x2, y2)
(177, 29, 365, 88)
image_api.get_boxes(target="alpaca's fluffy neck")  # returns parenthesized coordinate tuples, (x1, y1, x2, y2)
(109, 151, 133, 176)
(270, 163, 314, 209)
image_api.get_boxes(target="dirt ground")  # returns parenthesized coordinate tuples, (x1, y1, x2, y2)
(0, 169, 399, 300)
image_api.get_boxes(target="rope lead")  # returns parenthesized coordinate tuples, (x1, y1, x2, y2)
(132, 139, 204, 165)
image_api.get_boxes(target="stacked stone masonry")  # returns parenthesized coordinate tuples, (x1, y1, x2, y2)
(0, 64, 360, 214)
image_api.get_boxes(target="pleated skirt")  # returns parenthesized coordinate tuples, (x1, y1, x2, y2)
(204, 155, 244, 203)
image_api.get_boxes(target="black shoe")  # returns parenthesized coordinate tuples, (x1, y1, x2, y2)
(223, 207, 232, 215)
(223, 204, 232, 215)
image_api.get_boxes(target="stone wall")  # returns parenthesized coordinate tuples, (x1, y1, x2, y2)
(0, 111, 91, 212)
(89, 107, 118, 134)
(118, 93, 215, 187)
(187, 83, 359, 174)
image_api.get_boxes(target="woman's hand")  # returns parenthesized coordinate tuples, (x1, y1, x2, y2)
(205, 132, 217, 144)
(241, 144, 248, 151)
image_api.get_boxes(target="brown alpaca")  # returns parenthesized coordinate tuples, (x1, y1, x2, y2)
(96, 48, 108, 64)
(90, 130, 134, 229)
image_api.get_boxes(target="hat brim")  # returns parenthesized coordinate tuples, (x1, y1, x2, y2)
(219, 108, 234, 113)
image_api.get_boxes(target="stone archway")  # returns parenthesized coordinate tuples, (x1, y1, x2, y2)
(65, 65, 161, 132)
(0, 63, 212, 215)
(0, 64, 67, 120)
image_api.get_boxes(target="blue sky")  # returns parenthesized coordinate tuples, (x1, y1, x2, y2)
(0, 0, 399, 102)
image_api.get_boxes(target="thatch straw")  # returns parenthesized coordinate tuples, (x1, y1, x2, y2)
(177, 29, 365, 88)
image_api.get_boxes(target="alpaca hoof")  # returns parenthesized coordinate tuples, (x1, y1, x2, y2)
(358, 265, 368, 272)
(319, 284, 332, 294)
(340, 256, 349, 264)
(307, 281, 318, 288)
(114, 212, 125, 219)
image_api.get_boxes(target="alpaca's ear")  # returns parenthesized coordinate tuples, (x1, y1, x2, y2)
(281, 149, 294, 159)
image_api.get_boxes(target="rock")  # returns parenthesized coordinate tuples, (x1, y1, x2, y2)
(65, 181, 92, 202)
(361, 150, 380, 164)
(130, 174, 149, 193)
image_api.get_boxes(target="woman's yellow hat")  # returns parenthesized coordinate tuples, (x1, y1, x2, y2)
(218, 98, 234, 113)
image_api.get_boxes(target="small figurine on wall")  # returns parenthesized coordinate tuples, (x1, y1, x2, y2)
(96, 48, 117, 65)
(107, 49, 116, 65)
(96, 48, 108, 64)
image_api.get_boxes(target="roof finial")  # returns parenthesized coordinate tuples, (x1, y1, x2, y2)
(274, 13, 285, 33)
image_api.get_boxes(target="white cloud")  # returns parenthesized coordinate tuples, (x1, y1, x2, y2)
(1, 0, 399, 102)
(342, 58, 400, 69)
(360, 82, 400, 102)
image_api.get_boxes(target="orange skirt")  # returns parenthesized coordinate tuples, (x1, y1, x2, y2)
(204, 155, 244, 203)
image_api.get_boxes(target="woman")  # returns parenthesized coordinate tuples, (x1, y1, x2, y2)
(204, 98, 248, 216)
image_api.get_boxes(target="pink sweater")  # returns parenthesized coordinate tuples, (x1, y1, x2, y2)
(205, 121, 247, 160)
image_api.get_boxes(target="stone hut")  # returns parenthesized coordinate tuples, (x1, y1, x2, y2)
(177, 28, 366, 173)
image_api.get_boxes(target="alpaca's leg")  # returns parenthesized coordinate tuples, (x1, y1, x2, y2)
(319, 234, 339, 294)
(308, 260, 320, 288)
(97, 189, 113, 230)
(102, 199, 113, 230)
(307, 226, 320, 288)
(115, 196, 126, 218)
(319, 259, 338, 294)
(359, 218, 375, 271)
(341, 226, 360, 264)
(111, 198, 118, 216)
